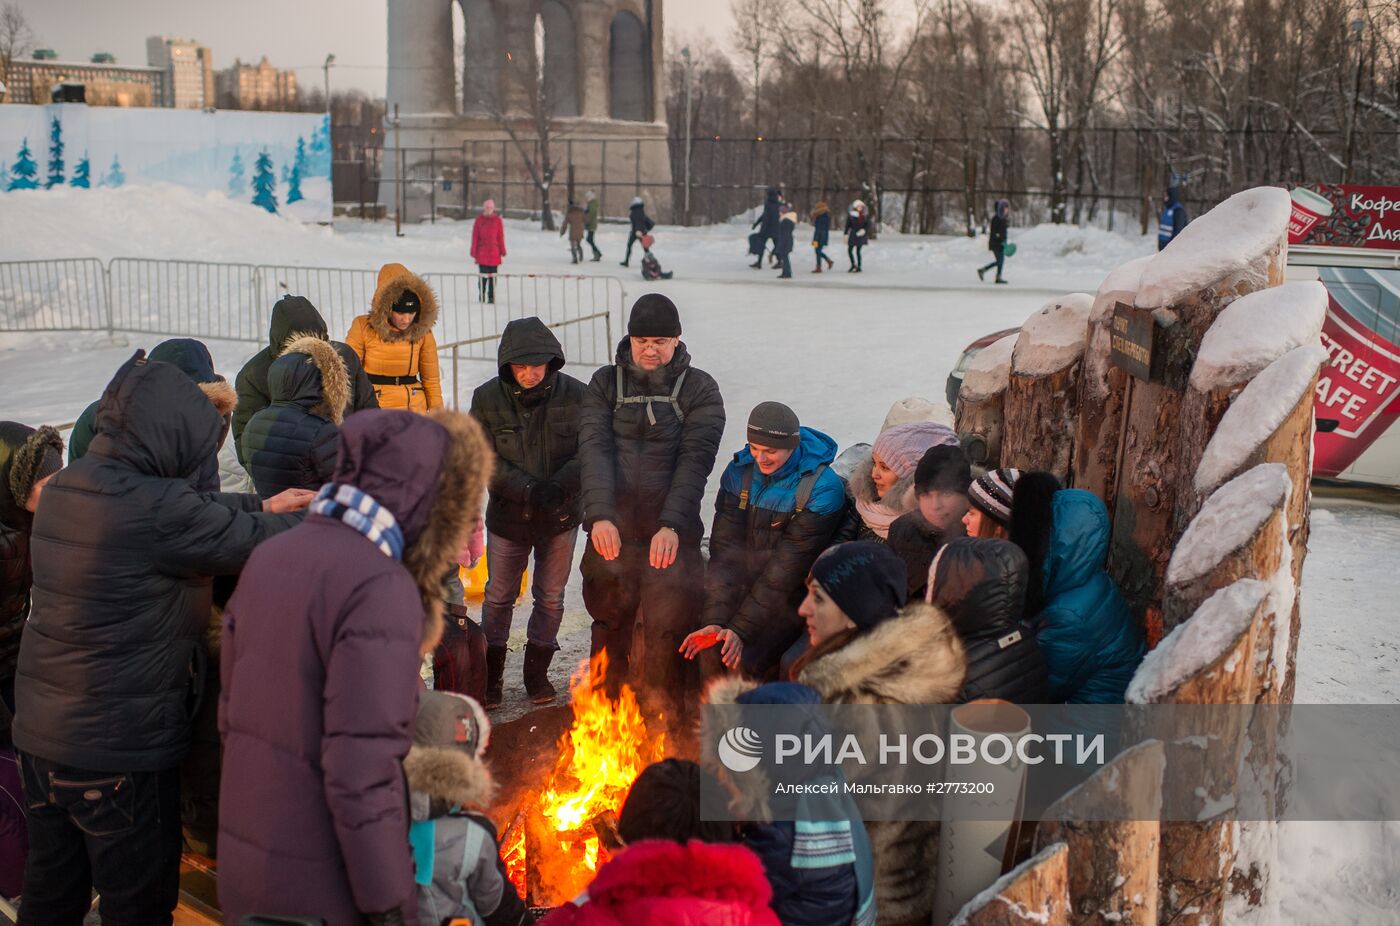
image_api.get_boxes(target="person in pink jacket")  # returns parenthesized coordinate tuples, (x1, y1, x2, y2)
(471, 199, 507, 305)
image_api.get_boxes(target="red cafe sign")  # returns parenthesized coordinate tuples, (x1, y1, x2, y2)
(1289, 184, 1400, 249)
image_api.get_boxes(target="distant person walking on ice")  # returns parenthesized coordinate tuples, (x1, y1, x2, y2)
(563, 200, 587, 264)
(1158, 184, 1190, 250)
(845, 200, 869, 273)
(977, 199, 1010, 284)
(585, 190, 603, 261)
(471, 199, 506, 304)
(621, 196, 655, 268)
(811, 201, 835, 273)
(775, 203, 796, 279)
(751, 185, 783, 269)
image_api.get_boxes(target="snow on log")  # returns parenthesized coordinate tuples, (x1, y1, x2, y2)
(1136, 187, 1293, 310)
(1002, 294, 1094, 479)
(1107, 187, 1291, 646)
(1127, 579, 1266, 706)
(949, 842, 1070, 926)
(957, 332, 1017, 468)
(1075, 256, 1152, 511)
(1164, 464, 1291, 635)
(1036, 740, 1164, 926)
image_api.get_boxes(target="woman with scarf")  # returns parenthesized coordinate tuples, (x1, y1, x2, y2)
(836, 421, 959, 544)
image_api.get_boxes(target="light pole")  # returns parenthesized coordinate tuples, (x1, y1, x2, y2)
(682, 46, 693, 224)
(322, 53, 335, 119)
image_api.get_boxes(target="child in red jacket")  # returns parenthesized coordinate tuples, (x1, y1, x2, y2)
(471, 199, 507, 304)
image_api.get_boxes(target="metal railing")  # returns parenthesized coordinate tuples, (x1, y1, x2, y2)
(1, 256, 624, 373)
(441, 308, 612, 410)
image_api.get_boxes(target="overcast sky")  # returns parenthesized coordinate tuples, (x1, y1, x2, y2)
(14, 0, 731, 97)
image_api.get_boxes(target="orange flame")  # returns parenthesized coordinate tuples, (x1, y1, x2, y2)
(504, 650, 667, 905)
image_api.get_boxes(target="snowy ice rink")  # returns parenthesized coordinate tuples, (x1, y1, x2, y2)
(1, 186, 1397, 920)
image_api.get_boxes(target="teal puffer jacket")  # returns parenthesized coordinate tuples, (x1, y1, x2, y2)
(1029, 489, 1145, 704)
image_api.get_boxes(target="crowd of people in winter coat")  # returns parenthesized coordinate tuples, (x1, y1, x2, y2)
(750, 187, 872, 276)
(0, 264, 1162, 924)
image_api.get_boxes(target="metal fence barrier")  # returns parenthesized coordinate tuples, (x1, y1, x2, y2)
(0, 258, 624, 397)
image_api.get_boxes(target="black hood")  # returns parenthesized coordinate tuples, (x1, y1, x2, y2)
(497, 317, 565, 381)
(267, 351, 326, 409)
(766, 186, 781, 203)
(88, 351, 223, 482)
(0, 421, 36, 529)
(929, 538, 1029, 643)
(268, 295, 328, 354)
(148, 338, 218, 384)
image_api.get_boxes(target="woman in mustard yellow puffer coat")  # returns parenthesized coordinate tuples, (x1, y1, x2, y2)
(346, 262, 443, 412)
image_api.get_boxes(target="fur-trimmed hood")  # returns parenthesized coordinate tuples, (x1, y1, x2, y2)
(404, 745, 494, 819)
(198, 380, 238, 419)
(798, 601, 966, 705)
(0, 422, 63, 529)
(369, 262, 439, 343)
(272, 334, 351, 424)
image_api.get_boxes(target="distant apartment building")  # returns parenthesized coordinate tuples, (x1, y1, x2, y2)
(216, 57, 298, 111)
(146, 35, 214, 108)
(4, 54, 164, 107)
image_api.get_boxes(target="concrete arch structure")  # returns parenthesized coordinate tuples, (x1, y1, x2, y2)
(384, 0, 671, 222)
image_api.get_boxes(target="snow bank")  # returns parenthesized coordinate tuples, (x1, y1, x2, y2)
(1012, 293, 1094, 376)
(1189, 281, 1329, 392)
(960, 333, 1018, 401)
(1136, 187, 1292, 309)
(1167, 463, 1292, 586)
(1127, 578, 1268, 704)
(1091, 254, 1153, 322)
(947, 842, 1068, 926)
(1195, 344, 1327, 493)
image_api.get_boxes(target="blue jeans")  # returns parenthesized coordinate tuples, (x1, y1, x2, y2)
(481, 528, 579, 649)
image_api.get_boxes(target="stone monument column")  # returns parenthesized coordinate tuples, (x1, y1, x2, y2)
(386, 0, 457, 116)
(575, 0, 612, 120)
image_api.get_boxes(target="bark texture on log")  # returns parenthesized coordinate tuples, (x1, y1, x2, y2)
(1036, 741, 1164, 926)
(951, 842, 1070, 926)
(957, 392, 1009, 470)
(1002, 362, 1083, 480)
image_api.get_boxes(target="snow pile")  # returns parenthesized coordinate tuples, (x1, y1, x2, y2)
(1127, 578, 1267, 704)
(1012, 293, 1094, 376)
(947, 842, 1067, 926)
(1136, 187, 1292, 309)
(1189, 281, 1329, 392)
(1091, 254, 1153, 322)
(1167, 463, 1292, 586)
(1195, 344, 1328, 493)
(960, 333, 1018, 401)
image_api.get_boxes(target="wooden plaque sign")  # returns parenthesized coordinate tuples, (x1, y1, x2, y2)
(1110, 301, 1166, 382)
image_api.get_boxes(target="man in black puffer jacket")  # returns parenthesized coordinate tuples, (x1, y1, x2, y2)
(242, 334, 350, 498)
(12, 352, 310, 924)
(233, 294, 377, 467)
(469, 316, 586, 709)
(926, 537, 1049, 704)
(0, 422, 63, 717)
(579, 295, 725, 723)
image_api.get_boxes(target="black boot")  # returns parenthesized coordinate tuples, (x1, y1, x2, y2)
(523, 642, 557, 705)
(484, 644, 507, 709)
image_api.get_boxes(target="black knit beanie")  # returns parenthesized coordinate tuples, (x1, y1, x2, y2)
(627, 293, 681, 337)
(809, 541, 908, 632)
(747, 401, 801, 450)
(618, 758, 733, 845)
(393, 290, 421, 316)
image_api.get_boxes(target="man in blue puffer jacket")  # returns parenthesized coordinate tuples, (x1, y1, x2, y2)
(1027, 489, 1145, 703)
(681, 402, 847, 679)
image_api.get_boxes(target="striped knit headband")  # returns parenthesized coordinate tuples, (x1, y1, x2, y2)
(968, 467, 1021, 526)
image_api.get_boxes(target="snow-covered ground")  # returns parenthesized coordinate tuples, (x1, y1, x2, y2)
(1, 186, 1397, 922)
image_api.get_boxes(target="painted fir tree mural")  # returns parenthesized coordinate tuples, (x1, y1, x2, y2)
(307, 115, 331, 176)
(71, 153, 91, 188)
(250, 149, 278, 213)
(8, 138, 39, 191)
(228, 150, 246, 197)
(102, 154, 125, 188)
(46, 116, 65, 188)
(286, 137, 307, 204)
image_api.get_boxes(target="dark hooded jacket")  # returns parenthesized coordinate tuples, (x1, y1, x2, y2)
(753, 186, 782, 238)
(233, 295, 377, 465)
(243, 335, 350, 498)
(469, 317, 587, 544)
(886, 510, 949, 601)
(0, 422, 64, 687)
(702, 428, 846, 673)
(775, 211, 796, 257)
(578, 340, 725, 545)
(218, 408, 492, 925)
(12, 352, 300, 773)
(69, 338, 237, 493)
(928, 538, 1050, 704)
(629, 201, 655, 235)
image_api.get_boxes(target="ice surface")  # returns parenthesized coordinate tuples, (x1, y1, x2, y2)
(1167, 463, 1292, 586)
(1012, 293, 1094, 376)
(1190, 281, 1329, 392)
(960, 333, 1018, 401)
(1127, 579, 1267, 704)
(1195, 345, 1328, 494)
(1136, 187, 1292, 309)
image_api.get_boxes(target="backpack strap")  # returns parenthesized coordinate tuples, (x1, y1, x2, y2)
(668, 368, 688, 424)
(737, 465, 754, 511)
(613, 365, 626, 413)
(614, 365, 688, 427)
(793, 464, 828, 515)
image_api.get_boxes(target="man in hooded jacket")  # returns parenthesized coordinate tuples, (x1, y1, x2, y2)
(12, 352, 309, 925)
(469, 317, 586, 709)
(750, 186, 783, 269)
(578, 295, 725, 723)
(233, 294, 378, 465)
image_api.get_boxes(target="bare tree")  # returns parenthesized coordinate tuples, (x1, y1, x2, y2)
(730, 0, 777, 131)
(0, 2, 34, 83)
(493, 14, 568, 230)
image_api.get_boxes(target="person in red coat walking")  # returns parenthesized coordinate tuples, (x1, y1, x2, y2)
(471, 199, 507, 305)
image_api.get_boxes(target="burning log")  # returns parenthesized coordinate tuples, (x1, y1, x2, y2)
(1001, 294, 1094, 480)
(956, 332, 1017, 469)
(949, 842, 1070, 926)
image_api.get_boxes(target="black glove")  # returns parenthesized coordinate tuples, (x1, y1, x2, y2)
(530, 481, 566, 510)
(365, 910, 406, 926)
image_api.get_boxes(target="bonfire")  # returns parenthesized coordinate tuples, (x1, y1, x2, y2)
(502, 651, 667, 906)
